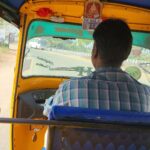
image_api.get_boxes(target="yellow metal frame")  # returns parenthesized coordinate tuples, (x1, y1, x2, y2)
(20, 1, 150, 31)
(9, 1, 150, 150)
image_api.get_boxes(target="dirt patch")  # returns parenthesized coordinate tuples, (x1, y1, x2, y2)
(0, 49, 16, 150)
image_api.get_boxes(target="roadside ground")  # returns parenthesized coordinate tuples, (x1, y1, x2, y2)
(0, 48, 16, 150)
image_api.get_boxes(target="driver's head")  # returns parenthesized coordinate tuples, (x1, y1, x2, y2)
(92, 19, 132, 68)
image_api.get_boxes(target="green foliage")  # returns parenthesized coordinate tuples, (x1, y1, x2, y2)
(0, 18, 4, 25)
(45, 37, 93, 53)
(125, 66, 141, 80)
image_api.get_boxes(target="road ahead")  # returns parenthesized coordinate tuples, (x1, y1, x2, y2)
(23, 49, 93, 77)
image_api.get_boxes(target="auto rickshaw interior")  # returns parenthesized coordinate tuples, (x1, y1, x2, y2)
(0, 0, 150, 150)
(18, 20, 150, 120)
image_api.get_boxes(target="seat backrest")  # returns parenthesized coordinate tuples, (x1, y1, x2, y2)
(49, 106, 150, 124)
(49, 126, 150, 150)
(44, 106, 150, 150)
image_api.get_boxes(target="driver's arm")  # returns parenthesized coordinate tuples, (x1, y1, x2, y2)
(43, 80, 70, 117)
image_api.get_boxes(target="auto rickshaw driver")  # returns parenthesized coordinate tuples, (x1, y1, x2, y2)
(43, 19, 150, 117)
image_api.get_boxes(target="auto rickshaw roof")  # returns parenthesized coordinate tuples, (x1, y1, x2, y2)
(1, 0, 150, 10)
(0, 0, 150, 27)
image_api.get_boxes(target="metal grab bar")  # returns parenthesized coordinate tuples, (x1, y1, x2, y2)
(0, 118, 52, 125)
(0, 117, 150, 130)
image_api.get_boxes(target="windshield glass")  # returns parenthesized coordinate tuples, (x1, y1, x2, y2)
(23, 20, 150, 86)
(23, 37, 93, 77)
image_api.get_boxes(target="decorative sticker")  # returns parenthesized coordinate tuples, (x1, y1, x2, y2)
(82, 0, 103, 30)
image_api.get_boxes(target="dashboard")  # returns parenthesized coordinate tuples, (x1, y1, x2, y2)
(17, 89, 56, 118)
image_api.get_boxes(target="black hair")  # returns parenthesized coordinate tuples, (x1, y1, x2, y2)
(93, 19, 133, 67)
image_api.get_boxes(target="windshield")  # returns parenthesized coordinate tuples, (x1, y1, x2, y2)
(23, 37, 93, 77)
(23, 20, 150, 86)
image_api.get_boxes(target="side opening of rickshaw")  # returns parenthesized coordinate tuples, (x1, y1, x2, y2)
(0, 0, 150, 150)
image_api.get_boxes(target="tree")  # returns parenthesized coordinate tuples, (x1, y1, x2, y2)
(0, 18, 4, 25)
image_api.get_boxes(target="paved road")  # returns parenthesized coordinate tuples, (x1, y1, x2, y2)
(0, 50, 16, 150)
(23, 49, 93, 77)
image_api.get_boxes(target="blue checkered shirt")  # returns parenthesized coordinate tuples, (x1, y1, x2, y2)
(43, 67, 150, 117)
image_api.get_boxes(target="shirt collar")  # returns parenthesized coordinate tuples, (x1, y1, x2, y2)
(91, 67, 135, 82)
(95, 67, 122, 73)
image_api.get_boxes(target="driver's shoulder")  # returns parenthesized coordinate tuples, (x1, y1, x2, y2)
(60, 76, 91, 87)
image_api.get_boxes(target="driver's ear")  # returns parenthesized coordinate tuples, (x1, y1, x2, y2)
(92, 42, 99, 58)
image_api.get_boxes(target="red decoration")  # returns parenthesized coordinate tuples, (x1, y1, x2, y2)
(36, 8, 53, 17)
